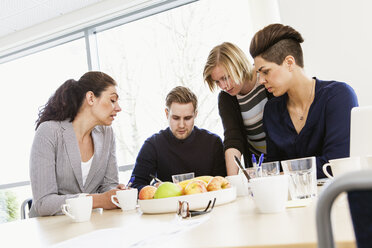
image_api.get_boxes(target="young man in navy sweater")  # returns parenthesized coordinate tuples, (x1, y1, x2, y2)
(130, 86, 226, 190)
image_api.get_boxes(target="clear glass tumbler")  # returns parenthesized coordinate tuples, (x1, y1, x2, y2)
(281, 157, 317, 200)
(172, 172, 195, 183)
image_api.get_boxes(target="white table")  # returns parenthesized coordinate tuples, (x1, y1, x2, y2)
(0, 193, 356, 247)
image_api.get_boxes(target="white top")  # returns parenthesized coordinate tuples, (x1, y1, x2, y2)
(81, 154, 94, 186)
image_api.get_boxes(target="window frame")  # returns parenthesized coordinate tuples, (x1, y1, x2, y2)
(0, 0, 197, 190)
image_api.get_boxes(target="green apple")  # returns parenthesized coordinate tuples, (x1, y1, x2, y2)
(154, 182, 182, 199)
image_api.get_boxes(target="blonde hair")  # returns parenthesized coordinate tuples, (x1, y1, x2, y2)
(166, 86, 198, 112)
(203, 42, 253, 91)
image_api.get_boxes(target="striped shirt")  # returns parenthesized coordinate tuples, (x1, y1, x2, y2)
(236, 83, 268, 156)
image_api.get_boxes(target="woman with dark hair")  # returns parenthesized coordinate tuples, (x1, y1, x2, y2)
(249, 24, 358, 178)
(29, 71, 123, 217)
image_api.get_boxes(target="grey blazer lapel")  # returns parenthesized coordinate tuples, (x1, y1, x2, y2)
(84, 126, 104, 189)
(61, 120, 84, 192)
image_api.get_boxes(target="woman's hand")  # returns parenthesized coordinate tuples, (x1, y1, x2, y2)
(91, 189, 121, 210)
(116, 184, 126, 190)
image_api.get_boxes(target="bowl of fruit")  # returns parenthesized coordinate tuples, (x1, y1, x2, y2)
(138, 176, 237, 214)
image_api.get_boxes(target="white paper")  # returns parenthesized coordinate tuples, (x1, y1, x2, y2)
(52, 215, 209, 248)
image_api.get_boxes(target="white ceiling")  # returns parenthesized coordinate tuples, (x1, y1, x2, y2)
(0, 0, 105, 39)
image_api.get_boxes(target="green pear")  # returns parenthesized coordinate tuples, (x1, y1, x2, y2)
(154, 182, 182, 199)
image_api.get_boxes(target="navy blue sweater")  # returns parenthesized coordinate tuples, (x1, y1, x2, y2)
(130, 126, 226, 190)
(263, 78, 358, 178)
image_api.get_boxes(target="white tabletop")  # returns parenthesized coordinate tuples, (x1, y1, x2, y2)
(0, 192, 356, 248)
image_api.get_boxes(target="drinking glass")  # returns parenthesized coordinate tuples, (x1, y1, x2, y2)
(281, 157, 317, 200)
(261, 161, 280, 176)
(172, 172, 195, 183)
(245, 167, 257, 179)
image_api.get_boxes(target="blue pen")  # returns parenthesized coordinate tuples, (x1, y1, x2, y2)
(257, 153, 264, 177)
(258, 153, 264, 167)
(252, 154, 257, 168)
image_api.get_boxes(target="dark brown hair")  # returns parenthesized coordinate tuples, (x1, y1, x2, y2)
(250, 23, 305, 67)
(165, 86, 198, 112)
(35, 71, 117, 130)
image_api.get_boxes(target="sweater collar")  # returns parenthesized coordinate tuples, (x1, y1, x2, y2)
(165, 126, 197, 144)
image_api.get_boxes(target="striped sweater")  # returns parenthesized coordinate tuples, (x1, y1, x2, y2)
(218, 85, 272, 167)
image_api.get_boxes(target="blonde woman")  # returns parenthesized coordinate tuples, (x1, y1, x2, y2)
(203, 42, 272, 175)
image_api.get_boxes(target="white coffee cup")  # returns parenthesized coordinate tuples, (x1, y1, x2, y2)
(111, 188, 138, 211)
(250, 175, 289, 214)
(61, 196, 93, 222)
(322, 157, 361, 179)
(226, 174, 249, 196)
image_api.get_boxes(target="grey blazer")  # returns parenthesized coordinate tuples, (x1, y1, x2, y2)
(29, 120, 119, 217)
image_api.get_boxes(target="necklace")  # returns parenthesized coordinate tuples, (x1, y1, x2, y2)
(298, 80, 315, 121)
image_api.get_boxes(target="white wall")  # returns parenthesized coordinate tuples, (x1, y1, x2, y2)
(278, 0, 372, 106)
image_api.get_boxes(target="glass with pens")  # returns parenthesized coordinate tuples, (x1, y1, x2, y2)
(247, 153, 280, 178)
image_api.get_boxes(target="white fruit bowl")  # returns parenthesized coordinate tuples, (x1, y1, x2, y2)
(138, 186, 237, 214)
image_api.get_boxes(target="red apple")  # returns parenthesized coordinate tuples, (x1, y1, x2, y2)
(184, 180, 207, 195)
(138, 185, 157, 200)
(207, 176, 231, 191)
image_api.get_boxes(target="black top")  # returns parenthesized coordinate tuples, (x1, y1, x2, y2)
(130, 126, 226, 190)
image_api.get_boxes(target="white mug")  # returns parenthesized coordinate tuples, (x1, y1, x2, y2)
(61, 196, 92, 222)
(111, 188, 138, 211)
(250, 175, 289, 214)
(226, 174, 249, 196)
(322, 157, 361, 179)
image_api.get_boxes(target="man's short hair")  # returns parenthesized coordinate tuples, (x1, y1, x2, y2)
(165, 86, 198, 112)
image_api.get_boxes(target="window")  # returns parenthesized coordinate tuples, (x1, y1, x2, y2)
(0, 38, 87, 222)
(97, 0, 253, 166)
(0, 0, 254, 221)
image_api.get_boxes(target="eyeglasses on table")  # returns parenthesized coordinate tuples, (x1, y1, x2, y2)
(177, 198, 216, 219)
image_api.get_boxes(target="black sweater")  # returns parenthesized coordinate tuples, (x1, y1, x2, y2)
(130, 126, 226, 190)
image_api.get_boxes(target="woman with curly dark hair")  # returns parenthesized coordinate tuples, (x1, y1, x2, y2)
(29, 71, 124, 217)
(250, 24, 358, 178)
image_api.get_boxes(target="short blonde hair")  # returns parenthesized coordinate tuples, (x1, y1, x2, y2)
(166, 86, 198, 112)
(203, 42, 253, 91)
